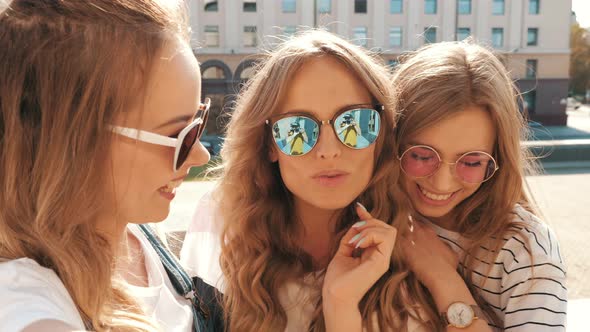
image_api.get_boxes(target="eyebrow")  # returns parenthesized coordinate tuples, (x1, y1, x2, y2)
(407, 141, 492, 157)
(153, 113, 195, 130)
(280, 103, 374, 117)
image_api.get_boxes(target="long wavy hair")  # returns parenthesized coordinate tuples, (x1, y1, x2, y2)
(391, 41, 539, 328)
(216, 30, 441, 332)
(0, 0, 189, 330)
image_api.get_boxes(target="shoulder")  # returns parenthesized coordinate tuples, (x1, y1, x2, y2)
(503, 205, 565, 268)
(490, 206, 568, 331)
(0, 258, 85, 331)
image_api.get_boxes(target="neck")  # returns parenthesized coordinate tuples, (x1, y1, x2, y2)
(294, 199, 341, 269)
(96, 214, 148, 286)
(428, 211, 459, 232)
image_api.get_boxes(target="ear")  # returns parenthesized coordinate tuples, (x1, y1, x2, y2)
(269, 145, 279, 162)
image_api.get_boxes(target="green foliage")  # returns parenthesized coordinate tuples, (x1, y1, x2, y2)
(570, 23, 590, 96)
(186, 156, 222, 181)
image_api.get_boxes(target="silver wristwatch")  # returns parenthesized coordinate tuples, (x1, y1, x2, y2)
(441, 302, 483, 328)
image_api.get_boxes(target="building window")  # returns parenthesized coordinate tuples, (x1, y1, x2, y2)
(529, 0, 540, 14)
(353, 26, 368, 47)
(492, 0, 504, 15)
(389, 27, 403, 47)
(355, 0, 367, 13)
(243, 26, 257, 47)
(390, 0, 403, 14)
(282, 0, 296, 13)
(243, 0, 256, 12)
(526, 59, 538, 78)
(492, 28, 504, 48)
(457, 27, 470, 41)
(425, 0, 437, 14)
(523, 90, 537, 113)
(458, 0, 471, 15)
(204, 0, 218, 12)
(318, 0, 331, 13)
(527, 28, 538, 46)
(424, 27, 436, 43)
(204, 25, 219, 47)
(283, 25, 297, 36)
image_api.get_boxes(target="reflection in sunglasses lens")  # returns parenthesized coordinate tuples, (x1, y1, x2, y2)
(271, 108, 380, 156)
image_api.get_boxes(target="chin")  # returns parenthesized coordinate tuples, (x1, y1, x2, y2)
(414, 204, 453, 219)
(303, 193, 358, 211)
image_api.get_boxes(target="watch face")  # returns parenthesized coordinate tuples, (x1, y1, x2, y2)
(447, 302, 475, 328)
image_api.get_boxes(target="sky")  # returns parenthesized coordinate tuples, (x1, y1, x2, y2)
(573, 0, 590, 28)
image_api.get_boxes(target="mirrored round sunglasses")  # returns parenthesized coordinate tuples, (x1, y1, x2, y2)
(266, 105, 383, 157)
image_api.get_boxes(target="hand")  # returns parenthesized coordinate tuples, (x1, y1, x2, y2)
(323, 203, 397, 307)
(399, 217, 459, 290)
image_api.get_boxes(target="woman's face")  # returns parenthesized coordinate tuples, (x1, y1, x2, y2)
(106, 39, 210, 223)
(401, 105, 496, 228)
(270, 56, 376, 211)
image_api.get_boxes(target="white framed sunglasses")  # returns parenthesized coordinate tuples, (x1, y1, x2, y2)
(110, 98, 211, 172)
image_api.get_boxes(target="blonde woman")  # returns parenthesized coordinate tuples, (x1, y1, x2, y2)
(181, 31, 441, 331)
(393, 41, 567, 331)
(0, 0, 211, 331)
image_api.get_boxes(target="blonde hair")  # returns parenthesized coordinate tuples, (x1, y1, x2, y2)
(0, 0, 188, 330)
(216, 30, 440, 331)
(392, 40, 539, 328)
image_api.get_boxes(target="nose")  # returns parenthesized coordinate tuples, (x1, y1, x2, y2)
(428, 162, 458, 192)
(178, 141, 210, 174)
(314, 124, 342, 160)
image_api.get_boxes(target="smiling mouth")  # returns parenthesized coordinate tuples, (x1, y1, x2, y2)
(417, 184, 457, 201)
(158, 179, 183, 193)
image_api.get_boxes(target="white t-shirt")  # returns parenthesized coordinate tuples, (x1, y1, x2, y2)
(0, 258, 86, 332)
(126, 224, 193, 332)
(180, 192, 427, 332)
(0, 224, 193, 332)
(426, 205, 568, 331)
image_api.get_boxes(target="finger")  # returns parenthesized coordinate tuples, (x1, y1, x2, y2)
(355, 202, 372, 221)
(352, 227, 397, 259)
(337, 222, 392, 257)
(336, 224, 363, 257)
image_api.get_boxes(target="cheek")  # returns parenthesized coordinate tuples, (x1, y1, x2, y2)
(108, 143, 172, 199)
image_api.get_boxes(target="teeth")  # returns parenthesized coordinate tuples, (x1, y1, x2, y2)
(420, 186, 452, 201)
(159, 179, 183, 193)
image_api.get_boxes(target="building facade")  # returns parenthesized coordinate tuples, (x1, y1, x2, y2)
(188, 0, 572, 133)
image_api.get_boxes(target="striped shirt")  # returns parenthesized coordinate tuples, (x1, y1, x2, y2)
(427, 205, 567, 331)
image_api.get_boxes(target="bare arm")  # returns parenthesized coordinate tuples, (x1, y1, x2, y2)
(22, 319, 86, 332)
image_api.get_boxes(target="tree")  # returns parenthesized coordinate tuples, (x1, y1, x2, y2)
(570, 23, 590, 99)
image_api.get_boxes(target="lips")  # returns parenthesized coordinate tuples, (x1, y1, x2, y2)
(312, 169, 350, 187)
(416, 184, 458, 206)
(157, 176, 186, 198)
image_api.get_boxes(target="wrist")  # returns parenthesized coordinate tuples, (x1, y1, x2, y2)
(323, 298, 362, 332)
(426, 271, 477, 312)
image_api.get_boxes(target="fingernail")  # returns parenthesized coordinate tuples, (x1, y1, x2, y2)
(352, 221, 366, 228)
(355, 237, 365, 249)
(356, 202, 367, 212)
(348, 233, 362, 244)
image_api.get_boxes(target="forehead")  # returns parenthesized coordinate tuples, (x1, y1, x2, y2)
(279, 56, 372, 117)
(410, 105, 496, 155)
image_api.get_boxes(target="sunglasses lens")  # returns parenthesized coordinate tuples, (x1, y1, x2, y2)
(456, 152, 497, 183)
(176, 123, 202, 170)
(400, 146, 440, 177)
(272, 116, 318, 156)
(334, 109, 380, 149)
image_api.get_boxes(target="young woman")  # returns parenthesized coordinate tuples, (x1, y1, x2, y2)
(0, 1, 210, 331)
(393, 41, 567, 331)
(181, 30, 442, 331)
